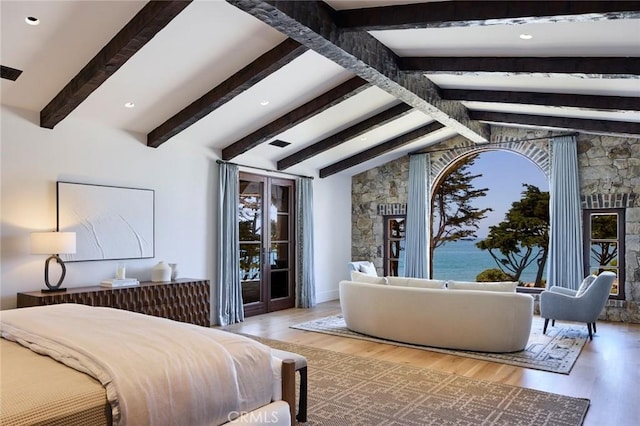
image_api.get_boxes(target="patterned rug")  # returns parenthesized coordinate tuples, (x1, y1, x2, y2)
(250, 337, 590, 425)
(291, 315, 587, 374)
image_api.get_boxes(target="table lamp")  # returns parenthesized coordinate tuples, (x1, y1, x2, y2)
(30, 232, 76, 292)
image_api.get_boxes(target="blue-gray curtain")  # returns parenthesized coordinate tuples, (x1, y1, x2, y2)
(215, 162, 244, 325)
(295, 177, 316, 308)
(405, 153, 430, 278)
(547, 135, 584, 290)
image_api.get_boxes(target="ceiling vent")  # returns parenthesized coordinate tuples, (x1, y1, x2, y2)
(1, 65, 23, 81)
(269, 140, 291, 148)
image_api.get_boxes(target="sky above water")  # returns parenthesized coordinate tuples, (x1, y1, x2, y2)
(466, 150, 549, 239)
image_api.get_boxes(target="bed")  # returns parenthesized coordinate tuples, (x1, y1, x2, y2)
(0, 304, 295, 425)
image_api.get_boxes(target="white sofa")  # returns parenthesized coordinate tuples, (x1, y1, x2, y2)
(339, 280, 534, 353)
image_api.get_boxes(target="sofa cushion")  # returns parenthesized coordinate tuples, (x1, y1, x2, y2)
(405, 278, 446, 289)
(448, 281, 518, 292)
(385, 276, 408, 286)
(576, 274, 597, 297)
(351, 270, 387, 285)
(385, 277, 446, 289)
(358, 262, 378, 276)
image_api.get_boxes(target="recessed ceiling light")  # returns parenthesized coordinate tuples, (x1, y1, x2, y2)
(519, 33, 533, 40)
(124, 102, 135, 108)
(260, 100, 270, 106)
(25, 16, 40, 26)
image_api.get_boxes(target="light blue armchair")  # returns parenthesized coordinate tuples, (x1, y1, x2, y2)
(540, 271, 616, 340)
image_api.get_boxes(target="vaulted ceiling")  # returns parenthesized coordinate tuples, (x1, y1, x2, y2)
(2, 1, 639, 178)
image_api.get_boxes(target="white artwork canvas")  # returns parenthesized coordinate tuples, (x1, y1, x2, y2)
(57, 182, 154, 262)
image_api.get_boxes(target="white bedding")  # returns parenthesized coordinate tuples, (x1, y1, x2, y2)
(0, 304, 276, 425)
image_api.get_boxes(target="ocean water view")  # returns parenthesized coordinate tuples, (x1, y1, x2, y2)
(432, 239, 544, 283)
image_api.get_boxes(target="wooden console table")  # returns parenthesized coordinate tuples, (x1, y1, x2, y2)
(17, 279, 210, 327)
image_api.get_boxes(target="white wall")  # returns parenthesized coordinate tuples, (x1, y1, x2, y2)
(312, 173, 351, 302)
(0, 105, 350, 313)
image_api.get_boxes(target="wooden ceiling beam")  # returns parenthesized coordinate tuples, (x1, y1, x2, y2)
(469, 111, 640, 136)
(148, 38, 307, 148)
(277, 103, 413, 170)
(399, 57, 640, 76)
(319, 121, 445, 178)
(335, 1, 640, 30)
(221, 76, 369, 160)
(441, 89, 640, 111)
(40, 1, 191, 129)
(226, 0, 489, 143)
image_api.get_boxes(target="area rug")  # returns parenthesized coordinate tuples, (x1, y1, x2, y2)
(250, 336, 590, 425)
(291, 315, 588, 374)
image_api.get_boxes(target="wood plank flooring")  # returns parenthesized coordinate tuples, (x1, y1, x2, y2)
(221, 300, 640, 426)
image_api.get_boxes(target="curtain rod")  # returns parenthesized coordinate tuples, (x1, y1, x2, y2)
(216, 160, 314, 180)
(409, 131, 578, 156)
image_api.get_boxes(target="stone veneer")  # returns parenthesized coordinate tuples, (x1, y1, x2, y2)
(352, 126, 640, 323)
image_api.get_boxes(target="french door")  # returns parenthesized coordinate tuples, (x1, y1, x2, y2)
(239, 173, 295, 317)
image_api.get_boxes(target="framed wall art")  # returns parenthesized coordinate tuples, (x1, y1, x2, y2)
(57, 182, 155, 262)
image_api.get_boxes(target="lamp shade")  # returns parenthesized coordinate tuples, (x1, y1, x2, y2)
(30, 232, 76, 255)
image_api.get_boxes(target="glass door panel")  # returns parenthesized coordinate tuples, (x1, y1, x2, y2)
(239, 243, 261, 303)
(269, 182, 293, 306)
(239, 180, 264, 306)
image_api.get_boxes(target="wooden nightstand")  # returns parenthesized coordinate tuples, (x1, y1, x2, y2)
(17, 279, 210, 326)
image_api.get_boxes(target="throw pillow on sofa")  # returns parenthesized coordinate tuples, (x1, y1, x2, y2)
(358, 262, 378, 276)
(351, 270, 387, 285)
(447, 281, 518, 292)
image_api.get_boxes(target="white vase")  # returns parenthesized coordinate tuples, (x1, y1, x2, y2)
(169, 263, 178, 281)
(151, 261, 171, 282)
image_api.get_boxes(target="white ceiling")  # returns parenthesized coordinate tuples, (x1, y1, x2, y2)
(2, 0, 639, 178)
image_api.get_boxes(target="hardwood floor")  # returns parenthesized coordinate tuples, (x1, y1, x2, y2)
(222, 300, 640, 426)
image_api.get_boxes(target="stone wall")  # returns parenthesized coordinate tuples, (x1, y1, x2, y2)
(577, 135, 640, 322)
(351, 126, 640, 323)
(352, 156, 409, 272)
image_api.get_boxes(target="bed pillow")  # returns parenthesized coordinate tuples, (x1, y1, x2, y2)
(358, 262, 378, 276)
(576, 274, 597, 297)
(405, 278, 446, 289)
(447, 281, 518, 292)
(350, 270, 387, 285)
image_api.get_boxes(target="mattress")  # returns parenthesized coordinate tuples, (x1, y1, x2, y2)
(0, 338, 110, 426)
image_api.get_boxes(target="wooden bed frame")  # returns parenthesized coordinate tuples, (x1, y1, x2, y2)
(281, 358, 297, 422)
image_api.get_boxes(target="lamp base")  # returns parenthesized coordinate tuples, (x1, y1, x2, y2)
(41, 287, 67, 293)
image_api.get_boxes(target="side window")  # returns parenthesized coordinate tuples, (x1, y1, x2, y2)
(583, 208, 625, 299)
(384, 216, 406, 276)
